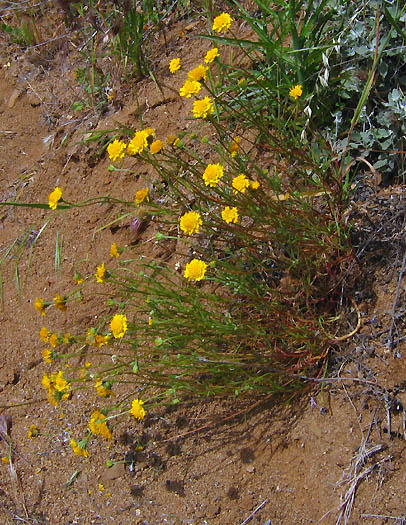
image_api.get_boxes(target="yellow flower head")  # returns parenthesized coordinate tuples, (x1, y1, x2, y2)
(251, 180, 260, 189)
(54, 370, 70, 393)
(169, 57, 181, 73)
(95, 263, 107, 283)
(192, 97, 214, 119)
(34, 297, 46, 316)
(95, 378, 112, 398)
(128, 130, 148, 156)
(232, 174, 250, 194)
(150, 139, 164, 154)
(28, 425, 39, 439)
(107, 139, 126, 162)
(135, 187, 149, 205)
(222, 206, 239, 224)
(204, 47, 219, 64)
(40, 327, 50, 343)
(180, 211, 202, 235)
(179, 79, 202, 98)
(48, 187, 62, 210)
(110, 242, 120, 258)
(110, 314, 128, 339)
(212, 12, 233, 33)
(203, 163, 224, 187)
(89, 410, 112, 440)
(41, 373, 51, 390)
(42, 348, 52, 363)
(54, 294, 67, 312)
(70, 439, 89, 458)
(188, 64, 208, 82)
(184, 259, 207, 281)
(289, 84, 303, 100)
(228, 136, 240, 157)
(130, 399, 146, 421)
(49, 333, 59, 348)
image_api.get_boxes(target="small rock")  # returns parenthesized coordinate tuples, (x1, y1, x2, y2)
(246, 465, 255, 473)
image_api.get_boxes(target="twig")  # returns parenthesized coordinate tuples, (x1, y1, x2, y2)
(361, 514, 406, 523)
(240, 499, 268, 525)
(388, 247, 406, 352)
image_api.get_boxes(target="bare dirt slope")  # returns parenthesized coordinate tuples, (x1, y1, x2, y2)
(1, 7, 406, 525)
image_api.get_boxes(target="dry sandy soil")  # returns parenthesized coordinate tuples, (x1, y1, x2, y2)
(1, 3, 406, 524)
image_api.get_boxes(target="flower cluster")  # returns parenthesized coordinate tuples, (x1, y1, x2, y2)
(41, 370, 71, 406)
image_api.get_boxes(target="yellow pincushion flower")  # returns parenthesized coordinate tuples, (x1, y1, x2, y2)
(179, 80, 201, 98)
(95, 379, 112, 398)
(289, 84, 303, 100)
(251, 180, 260, 189)
(54, 370, 70, 393)
(40, 327, 50, 342)
(34, 297, 46, 316)
(228, 136, 240, 157)
(222, 206, 239, 224)
(184, 259, 207, 281)
(187, 64, 208, 82)
(110, 242, 121, 258)
(42, 348, 52, 363)
(48, 187, 62, 210)
(54, 294, 67, 312)
(49, 333, 59, 348)
(202, 163, 224, 187)
(204, 47, 219, 64)
(212, 12, 233, 33)
(28, 425, 39, 439)
(192, 97, 214, 119)
(95, 263, 107, 283)
(110, 314, 128, 339)
(89, 410, 112, 440)
(107, 139, 126, 161)
(150, 139, 163, 154)
(130, 399, 146, 421)
(70, 439, 89, 458)
(127, 130, 148, 155)
(232, 174, 250, 194)
(169, 57, 181, 73)
(180, 211, 202, 235)
(135, 187, 149, 204)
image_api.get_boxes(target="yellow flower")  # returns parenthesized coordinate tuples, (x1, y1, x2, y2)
(192, 97, 214, 119)
(95, 335, 110, 347)
(54, 370, 70, 393)
(187, 64, 208, 82)
(232, 174, 250, 194)
(148, 317, 153, 326)
(150, 139, 163, 154)
(110, 314, 128, 339)
(95, 263, 107, 283)
(179, 79, 202, 98)
(49, 333, 59, 348)
(89, 410, 112, 440)
(169, 57, 181, 73)
(289, 84, 303, 100)
(135, 187, 149, 205)
(28, 425, 39, 439)
(130, 399, 146, 421)
(212, 12, 233, 33)
(34, 297, 46, 316)
(54, 294, 67, 312)
(63, 332, 73, 344)
(95, 379, 112, 398)
(180, 211, 202, 235)
(222, 206, 239, 224)
(110, 242, 120, 258)
(204, 47, 219, 64)
(41, 373, 51, 390)
(1, 456, 9, 464)
(70, 439, 89, 458)
(128, 130, 148, 155)
(107, 139, 126, 161)
(48, 187, 62, 210)
(40, 327, 50, 343)
(143, 127, 156, 138)
(251, 180, 260, 189)
(203, 163, 224, 187)
(184, 259, 207, 281)
(42, 348, 52, 363)
(228, 136, 240, 157)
